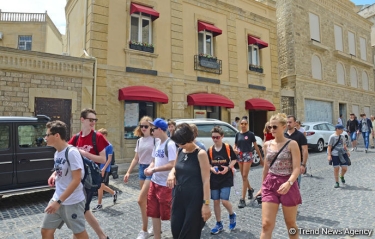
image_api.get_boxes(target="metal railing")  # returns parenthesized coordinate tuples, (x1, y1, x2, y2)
(0, 11, 46, 22)
(194, 55, 222, 75)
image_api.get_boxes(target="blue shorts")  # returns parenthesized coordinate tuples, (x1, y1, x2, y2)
(350, 132, 357, 141)
(332, 155, 348, 167)
(211, 187, 231, 200)
(139, 164, 152, 180)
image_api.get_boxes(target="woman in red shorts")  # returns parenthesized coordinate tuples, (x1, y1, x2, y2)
(260, 113, 301, 239)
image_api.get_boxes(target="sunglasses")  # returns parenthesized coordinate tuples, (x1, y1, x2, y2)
(212, 136, 221, 140)
(85, 118, 98, 123)
(240, 123, 248, 125)
(139, 125, 149, 129)
(267, 125, 278, 130)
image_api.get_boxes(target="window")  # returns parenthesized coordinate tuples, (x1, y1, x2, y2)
(350, 67, 358, 88)
(326, 123, 336, 131)
(0, 125, 10, 150)
(198, 31, 213, 56)
(360, 37, 366, 60)
(219, 125, 237, 138)
(130, 13, 152, 44)
(348, 31, 356, 56)
(362, 71, 369, 90)
(193, 106, 220, 120)
(352, 105, 359, 117)
(124, 102, 155, 139)
(311, 55, 322, 80)
(334, 25, 343, 51)
(18, 124, 47, 148)
(18, 35, 32, 51)
(309, 13, 320, 42)
(336, 62, 345, 85)
(248, 45, 260, 66)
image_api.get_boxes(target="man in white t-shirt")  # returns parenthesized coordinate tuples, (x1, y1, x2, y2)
(144, 118, 177, 239)
(41, 121, 88, 239)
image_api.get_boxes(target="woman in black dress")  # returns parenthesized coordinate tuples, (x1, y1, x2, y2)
(167, 123, 211, 239)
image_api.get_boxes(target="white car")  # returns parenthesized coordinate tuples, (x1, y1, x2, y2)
(175, 119, 264, 166)
(302, 122, 350, 152)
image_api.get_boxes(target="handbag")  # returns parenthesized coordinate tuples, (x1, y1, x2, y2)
(343, 153, 351, 166)
(329, 135, 341, 165)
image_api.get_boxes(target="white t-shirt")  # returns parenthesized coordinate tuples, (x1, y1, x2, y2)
(135, 136, 160, 165)
(53, 146, 85, 205)
(298, 127, 305, 133)
(151, 139, 177, 186)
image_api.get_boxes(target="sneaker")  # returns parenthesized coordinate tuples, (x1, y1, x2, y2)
(211, 221, 224, 234)
(147, 226, 154, 237)
(229, 213, 236, 231)
(248, 188, 254, 200)
(92, 204, 103, 211)
(113, 190, 118, 203)
(365, 149, 368, 153)
(136, 230, 148, 239)
(238, 199, 246, 208)
(334, 182, 339, 188)
(340, 176, 345, 184)
(351, 148, 354, 151)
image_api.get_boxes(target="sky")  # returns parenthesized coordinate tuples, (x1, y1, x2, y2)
(0, 0, 375, 35)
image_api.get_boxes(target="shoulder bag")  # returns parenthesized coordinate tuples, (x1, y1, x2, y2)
(329, 135, 341, 165)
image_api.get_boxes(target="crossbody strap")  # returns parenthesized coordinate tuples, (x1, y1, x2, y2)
(270, 140, 292, 168)
(331, 135, 341, 152)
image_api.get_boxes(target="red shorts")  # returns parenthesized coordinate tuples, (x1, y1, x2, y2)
(262, 173, 302, 207)
(147, 181, 172, 220)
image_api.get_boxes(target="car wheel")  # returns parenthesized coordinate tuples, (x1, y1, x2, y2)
(252, 147, 264, 167)
(316, 139, 324, 152)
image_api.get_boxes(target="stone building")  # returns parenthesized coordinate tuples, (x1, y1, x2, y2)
(0, 46, 95, 138)
(0, 11, 63, 54)
(65, 0, 280, 162)
(277, 0, 375, 125)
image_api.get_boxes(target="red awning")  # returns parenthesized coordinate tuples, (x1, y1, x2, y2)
(245, 98, 275, 111)
(118, 86, 168, 103)
(187, 93, 234, 108)
(130, 3, 159, 20)
(248, 35, 268, 49)
(197, 21, 222, 37)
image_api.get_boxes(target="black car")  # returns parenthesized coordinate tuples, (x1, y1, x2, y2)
(0, 115, 55, 197)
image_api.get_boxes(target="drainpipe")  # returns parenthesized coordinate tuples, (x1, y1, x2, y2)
(83, 0, 88, 51)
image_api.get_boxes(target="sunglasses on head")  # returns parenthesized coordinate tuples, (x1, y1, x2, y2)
(85, 117, 98, 123)
(267, 125, 278, 130)
(212, 136, 221, 140)
(139, 125, 149, 129)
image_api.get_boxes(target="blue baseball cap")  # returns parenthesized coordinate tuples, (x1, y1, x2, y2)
(335, 124, 344, 129)
(149, 118, 168, 131)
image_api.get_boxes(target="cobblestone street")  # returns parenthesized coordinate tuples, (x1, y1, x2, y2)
(1, 142, 375, 239)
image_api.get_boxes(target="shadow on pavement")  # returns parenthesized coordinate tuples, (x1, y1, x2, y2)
(339, 185, 373, 191)
(297, 214, 340, 227)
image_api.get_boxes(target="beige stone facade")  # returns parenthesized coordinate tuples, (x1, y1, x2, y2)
(277, 0, 375, 124)
(66, 0, 280, 162)
(0, 11, 63, 54)
(0, 46, 95, 136)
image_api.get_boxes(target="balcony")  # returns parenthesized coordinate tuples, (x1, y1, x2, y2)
(0, 11, 46, 22)
(194, 55, 222, 75)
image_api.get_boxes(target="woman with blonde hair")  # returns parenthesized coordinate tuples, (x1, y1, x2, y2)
(123, 116, 160, 239)
(263, 121, 274, 142)
(260, 113, 301, 239)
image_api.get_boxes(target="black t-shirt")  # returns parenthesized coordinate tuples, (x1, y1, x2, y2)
(284, 129, 307, 162)
(207, 143, 237, 190)
(347, 119, 358, 132)
(235, 131, 256, 153)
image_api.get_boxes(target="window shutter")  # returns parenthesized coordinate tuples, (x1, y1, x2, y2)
(348, 32, 356, 56)
(360, 37, 366, 60)
(309, 13, 320, 42)
(334, 25, 343, 51)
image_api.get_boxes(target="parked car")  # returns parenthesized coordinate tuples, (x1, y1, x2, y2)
(302, 122, 349, 152)
(0, 115, 55, 197)
(175, 119, 264, 166)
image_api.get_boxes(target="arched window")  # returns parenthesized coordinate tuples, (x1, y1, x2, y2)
(362, 71, 369, 90)
(311, 55, 322, 80)
(350, 67, 358, 88)
(336, 62, 345, 85)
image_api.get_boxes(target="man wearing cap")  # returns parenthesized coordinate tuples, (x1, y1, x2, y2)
(144, 118, 177, 239)
(358, 113, 373, 153)
(346, 113, 359, 151)
(327, 124, 350, 188)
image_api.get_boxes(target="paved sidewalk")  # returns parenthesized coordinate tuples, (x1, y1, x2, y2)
(0, 143, 374, 239)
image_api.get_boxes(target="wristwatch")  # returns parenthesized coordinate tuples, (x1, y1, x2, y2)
(203, 199, 210, 205)
(288, 181, 294, 186)
(53, 198, 62, 204)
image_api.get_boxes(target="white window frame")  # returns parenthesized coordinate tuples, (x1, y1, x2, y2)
(309, 12, 321, 42)
(18, 35, 32, 51)
(198, 30, 214, 56)
(130, 13, 152, 43)
(360, 37, 366, 61)
(334, 25, 343, 51)
(348, 31, 356, 56)
(248, 44, 260, 66)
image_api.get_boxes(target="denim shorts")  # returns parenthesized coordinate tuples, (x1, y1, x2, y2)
(211, 187, 231, 200)
(350, 132, 357, 141)
(139, 164, 152, 180)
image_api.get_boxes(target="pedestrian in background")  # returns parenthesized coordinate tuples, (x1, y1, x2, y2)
(123, 116, 160, 239)
(263, 122, 274, 142)
(346, 113, 358, 151)
(295, 120, 306, 137)
(337, 114, 343, 125)
(167, 120, 176, 137)
(231, 117, 240, 129)
(167, 123, 211, 239)
(260, 113, 301, 239)
(370, 115, 375, 148)
(189, 123, 206, 150)
(359, 113, 373, 153)
(93, 128, 118, 211)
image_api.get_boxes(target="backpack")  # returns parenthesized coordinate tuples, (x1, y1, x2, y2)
(152, 138, 173, 158)
(65, 146, 102, 192)
(208, 143, 231, 161)
(73, 132, 98, 155)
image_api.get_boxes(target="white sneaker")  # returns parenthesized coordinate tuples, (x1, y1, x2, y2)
(147, 227, 154, 237)
(351, 148, 354, 151)
(136, 230, 148, 239)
